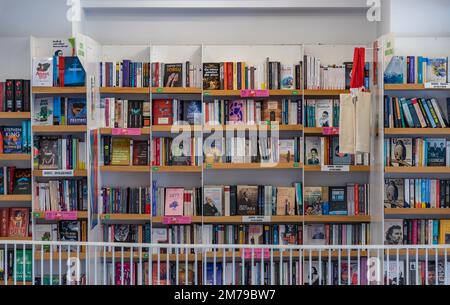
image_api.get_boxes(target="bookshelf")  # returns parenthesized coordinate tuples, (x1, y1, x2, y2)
(32, 87, 87, 94)
(0, 112, 31, 119)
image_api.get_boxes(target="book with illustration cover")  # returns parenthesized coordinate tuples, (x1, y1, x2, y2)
(203, 63, 220, 90)
(279, 139, 295, 163)
(426, 138, 446, 166)
(280, 64, 295, 89)
(276, 187, 296, 216)
(227, 100, 246, 124)
(390, 138, 412, 167)
(67, 98, 87, 125)
(203, 186, 223, 216)
(384, 56, 405, 84)
(262, 100, 281, 123)
(127, 100, 143, 128)
(58, 221, 80, 241)
(115, 262, 132, 285)
(111, 138, 131, 166)
(163, 63, 183, 87)
(33, 98, 53, 125)
(164, 188, 184, 216)
(328, 186, 347, 215)
(8, 208, 29, 238)
(384, 179, 405, 208)
(305, 137, 321, 165)
(279, 224, 298, 245)
(32, 58, 53, 87)
(64, 57, 86, 87)
(169, 139, 191, 166)
(183, 101, 202, 125)
(12, 169, 31, 195)
(204, 138, 224, 164)
(426, 58, 447, 83)
(152, 100, 173, 125)
(132, 140, 148, 166)
(304, 187, 325, 215)
(237, 185, 258, 215)
(3, 127, 22, 153)
(247, 225, 264, 245)
(315, 100, 333, 127)
(38, 137, 59, 169)
(304, 224, 326, 245)
(384, 219, 403, 245)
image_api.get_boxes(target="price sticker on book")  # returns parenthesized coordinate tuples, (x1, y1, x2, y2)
(242, 216, 271, 223)
(322, 127, 339, 135)
(112, 128, 141, 136)
(321, 165, 349, 172)
(162, 216, 192, 225)
(425, 82, 450, 89)
(240, 89, 270, 98)
(60, 211, 78, 220)
(42, 170, 74, 177)
(243, 248, 270, 259)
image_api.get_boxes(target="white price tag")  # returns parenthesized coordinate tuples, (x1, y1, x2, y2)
(321, 165, 349, 172)
(42, 170, 74, 177)
(424, 82, 450, 89)
(242, 216, 271, 223)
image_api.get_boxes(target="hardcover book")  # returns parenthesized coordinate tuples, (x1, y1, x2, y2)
(67, 98, 87, 125)
(152, 100, 173, 125)
(111, 138, 131, 166)
(204, 138, 224, 164)
(169, 139, 191, 166)
(164, 188, 184, 216)
(128, 100, 143, 128)
(14, 249, 32, 282)
(8, 208, 29, 238)
(439, 220, 450, 244)
(390, 138, 412, 167)
(132, 140, 148, 166)
(304, 187, 324, 215)
(38, 137, 59, 169)
(279, 224, 298, 245)
(33, 98, 54, 125)
(384, 179, 405, 208)
(278, 139, 295, 163)
(315, 100, 333, 127)
(384, 261, 405, 285)
(384, 219, 403, 245)
(32, 58, 53, 87)
(0, 208, 9, 237)
(3, 127, 22, 153)
(203, 187, 223, 216)
(305, 137, 321, 165)
(163, 63, 183, 87)
(58, 221, 80, 241)
(236, 185, 258, 215)
(203, 63, 220, 90)
(276, 187, 296, 216)
(63, 57, 86, 87)
(328, 186, 347, 215)
(426, 138, 446, 166)
(12, 169, 31, 195)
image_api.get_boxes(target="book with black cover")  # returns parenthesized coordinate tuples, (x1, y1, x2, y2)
(12, 169, 31, 195)
(328, 186, 347, 215)
(163, 63, 183, 87)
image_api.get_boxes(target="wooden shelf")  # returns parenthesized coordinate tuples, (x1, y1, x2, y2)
(152, 125, 202, 132)
(32, 87, 86, 94)
(152, 166, 202, 173)
(152, 87, 202, 94)
(32, 125, 87, 133)
(100, 166, 150, 173)
(33, 211, 88, 219)
(304, 165, 370, 172)
(304, 127, 329, 134)
(304, 89, 350, 96)
(204, 163, 302, 170)
(0, 280, 32, 285)
(304, 215, 371, 223)
(99, 128, 151, 135)
(385, 208, 450, 218)
(385, 167, 450, 174)
(100, 87, 149, 94)
(0, 236, 32, 241)
(0, 195, 32, 202)
(203, 90, 242, 96)
(100, 214, 150, 222)
(151, 216, 302, 224)
(0, 112, 31, 119)
(384, 128, 450, 135)
(203, 124, 303, 132)
(33, 170, 87, 177)
(0, 154, 31, 161)
(35, 252, 87, 260)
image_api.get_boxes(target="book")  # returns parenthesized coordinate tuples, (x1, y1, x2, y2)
(384, 219, 403, 245)
(236, 185, 258, 215)
(390, 138, 412, 167)
(63, 57, 86, 87)
(111, 138, 131, 166)
(152, 100, 173, 125)
(384, 179, 405, 208)
(426, 138, 446, 166)
(262, 100, 281, 123)
(227, 100, 246, 124)
(38, 137, 59, 169)
(183, 101, 202, 125)
(164, 188, 184, 216)
(58, 221, 80, 241)
(331, 136, 352, 165)
(2, 127, 22, 154)
(8, 208, 29, 238)
(132, 140, 149, 166)
(276, 187, 296, 216)
(439, 220, 450, 244)
(328, 186, 347, 215)
(247, 225, 263, 245)
(67, 98, 87, 125)
(204, 138, 224, 164)
(315, 100, 333, 127)
(304, 187, 324, 215)
(203, 187, 223, 216)
(304, 224, 326, 245)
(203, 63, 220, 90)
(384, 56, 405, 84)
(0, 208, 9, 237)
(32, 58, 53, 86)
(278, 139, 295, 163)
(280, 64, 294, 89)
(12, 169, 31, 195)
(14, 249, 32, 282)
(163, 63, 183, 87)
(33, 98, 54, 125)
(426, 58, 447, 83)
(384, 261, 405, 285)
(34, 224, 57, 251)
(169, 138, 191, 166)
(305, 137, 321, 165)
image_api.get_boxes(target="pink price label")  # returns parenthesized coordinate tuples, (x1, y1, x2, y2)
(60, 211, 78, 220)
(243, 248, 271, 259)
(322, 127, 339, 135)
(162, 216, 192, 225)
(112, 128, 142, 136)
(44, 211, 58, 220)
(240, 89, 269, 97)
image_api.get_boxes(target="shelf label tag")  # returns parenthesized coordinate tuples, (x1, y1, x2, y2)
(152, 167, 159, 172)
(44, 211, 58, 220)
(322, 127, 339, 135)
(243, 216, 271, 223)
(424, 82, 450, 89)
(104, 215, 110, 220)
(205, 163, 212, 169)
(321, 165, 349, 172)
(203, 91, 210, 96)
(60, 211, 78, 220)
(112, 128, 141, 136)
(240, 89, 269, 97)
(243, 248, 270, 259)
(292, 90, 299, 95)
(42, 170, 74, 177)
(293, 163, 300, 168)
(162, 216, 192, 225)
(156, 87, 164, 93)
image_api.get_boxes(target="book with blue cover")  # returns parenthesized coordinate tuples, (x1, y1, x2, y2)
(67, 98, 87, 125)
(331, 137, 352, 165)
(183, 101, 202, 125)
(64, 57, 86, 87)
(3, 127, 22, 153)
(384, 56, 405, 84)
(426, 58, 448, 83)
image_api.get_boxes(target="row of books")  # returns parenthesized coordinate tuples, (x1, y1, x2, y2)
(152, 186, 201, 217)
(34, 179, 88, 212)
(101, 187, 151, 214)
(304, 185, 370, 216)
(384, 178, 450, 209)
(151, 137, 201, 166)
(33, 221, 88, 250)
(0, 208, 30, 238)
(384, 96, 449, 128)
(32, 56, 85, 87)
(0, 167, 31, 195)
(152, 62, 202, 88)
(304, 100, 340, 128)
(304, 223, 370, 245)
(34, 136, 86, 170)
(102, 138, 149, 166)
(100, 99, 150, 128)
(305, 136, 370, 166)
(0, 80, 30, 112)
(0, 123, 32, 154)
(34, 97, 87, 126)
(100, 61, 151, 88)
(153, 99, 201, 125)
(384, 137, 449, 167)
(384, 219, 448, 245)
(103, 224, 152, 244)
(204, 100, 302, 126)
(384, 56, 448, 84)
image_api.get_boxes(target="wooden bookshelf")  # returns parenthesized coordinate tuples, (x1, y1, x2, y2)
(0, 154, 31, 161)
(100, 166, 151, 173)
(304, 89, 350, 96)
(385, 208, 450, 219)
(0, 280, 33, 285)
(35, 252, 87, 260)
(304, 215, 371, 223)
(0, 236, 32, 241)
(152, 125, 202, 132)
(32, 87, 86, 94)
(32, 125, 87, 133)
(100, 87, 149, 94)
(204, 163, 302, 170)
(151, 216, 303, 224)
(99, 128, 151, 135)
(203, 90, 243, 96)
(100, 214, 150, 222)
(268, 89, 302, 96)
(33, 170, 87, 177)
(152, 87, 202, 94)
(384, 128, 450, 135)
(385, 167, 450, 174)
(152, 166, 202, 173)
(0, 195, 32, 202)
(383, 84, 450, 91)
(303, 127, 329, 134)
(33, 211, 88, 219)
(0, 112, 31, 119)
(304, 165, 370, 172)
(203, 124, 303, 132)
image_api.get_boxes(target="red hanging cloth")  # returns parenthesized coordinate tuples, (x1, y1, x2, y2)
(350, 47, 365, 89)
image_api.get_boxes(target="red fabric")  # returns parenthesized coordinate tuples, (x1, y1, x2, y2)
(350, 47, 365, 89)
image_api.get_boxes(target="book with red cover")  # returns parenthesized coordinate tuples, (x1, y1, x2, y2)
(0, 208, 9, 237)
(152, 100, 173, 125)
(58, 56, 65, 87)
(164, 188, 184, 216)
(23, 80, 30, 112)
(132, 140, 149, 166)
(8, 207, 29, 237)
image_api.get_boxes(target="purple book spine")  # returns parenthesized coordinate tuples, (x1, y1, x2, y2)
(123, 60, 130, 87)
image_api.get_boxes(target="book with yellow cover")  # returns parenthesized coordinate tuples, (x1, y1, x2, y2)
(111, 138, 131, 166)
(276, 187, 296, 216)
(439, 220, 450, 244)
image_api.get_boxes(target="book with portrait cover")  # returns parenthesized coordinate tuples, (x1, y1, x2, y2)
(247, 225, 263, 245)
(227, 100, 246, 124)
(331, 136, 352, 165)
(384, 219, 403, 245)
(12, 169, 31, 195)
(390, 138, 412, 167)
(426, 138, 446, 166)
(163, 63, 183, 87)
(278, 139, 295, 163)
(152, 100, 173, 125)
(315, 100, 333, 127)
(203, 63, 220, 90)
(384, 179, 405, 208)
(203, 186, 223, 216)
(328, 186, 347, 215)
(164, 188, 184, 216)
(111, 138, 131, 166)
(305, 137, 321, 165)
(8, 208, 29, 238)
(38, 137, 59, 169)
(276, 187, 296, 216)
(114, 225, 136, 243)
(3, 127, 22, 154)
(237, 185, 258, 215)
(67, 98, 87, 125)
(262, 100, 281, 124)
(58, 221, 80, 241)
(132, 140, 148, 166)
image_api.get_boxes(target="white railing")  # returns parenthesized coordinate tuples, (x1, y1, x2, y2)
(1, 241, 449, 285)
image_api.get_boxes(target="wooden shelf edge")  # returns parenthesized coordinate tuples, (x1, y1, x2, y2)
(204, 163, 303, 170)
(0, 154, 31, 161)
(33, 170, 87, 177)
(100, 166, 151, 173)
(304, 165, 370, 172)
(32, 87, 86, 94)
(32, 125, 87, 133)
(385, 167, 450, 174)
(304, 215, 371, 223)
(33, 211, 88, 219)
(0, 112, 31, 119)
(0, 195, 32, 202)
(384, 128, 450, 135)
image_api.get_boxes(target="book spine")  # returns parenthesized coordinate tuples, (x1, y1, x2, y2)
(5, 80, 14, 112)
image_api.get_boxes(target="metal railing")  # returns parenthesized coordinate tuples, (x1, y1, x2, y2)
(1, 241, 449, 285)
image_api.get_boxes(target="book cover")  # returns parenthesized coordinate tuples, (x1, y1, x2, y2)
(278, 139, 295, 163)
(33, 98, 54, 125)
(279, 224, 298, 245)
(426, 138, 446, 166)
(227, 100, 246, 124)
(34, 224, 57, 252)
(426, 58, 447, 83)
(152, 262, 170, 285)
(384, 261, 405, 285)
(276, 187, 296, 216)
(113, 225, 134, 243)
(115, 262, 132, 285)
(164, 188, 184, 216)
(384, 179, 405, 208)
(384, 219, 403, 245)
(132, 140, 148, 166)
(204, 138, 223, 164)
(32, 58, 53, 86)
(304, 224, 326, 245)
(67, 98, 87, 125)
(237, 185, 258, 215)
(304, 187, 323, 215)
(439, 220, 450, 244)
(111, 138, 131, 166)
(8, 208, 29, 238)
(38, 137, 59, 169)
(203, 187, 223, 216)
(315, 100, 333, 127)
(280, 64, 294, 89)
(58, 221, 80, 241)
(305, 137, 321, 165)
(170, 138, 191, 166)
(0, 208, 9, 237)
(12, 169, 31, 195)
(163, 63, 183, 87)
(331, 136, 352, 165)
(128, 101, 143, 128)
(384, 56, 405, 84)
(203, 63, 220, 90)
(247, 225, 263, 245)
(63, 57, 86, 87)
(390, 138, 412, 167)
(14, 249, 32, 282)
(183, 101, 202, 125)
(152, 100, 173, 125)
(262, 100, 281, 123)
(328, 186, 347, 215)
(3, 127, 22, 154)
